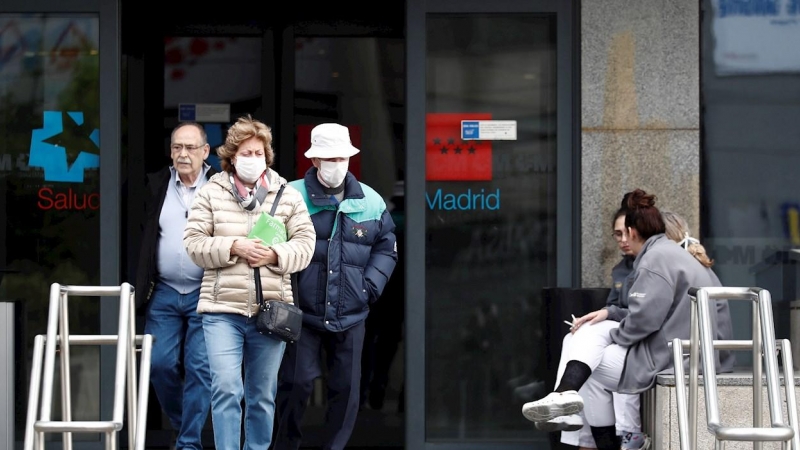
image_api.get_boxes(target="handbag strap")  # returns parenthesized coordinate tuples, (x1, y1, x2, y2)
(254, 184, 287, 309)
(269, 184, 285, 217)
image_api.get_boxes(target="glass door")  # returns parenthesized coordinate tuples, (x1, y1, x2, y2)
(161, 34, 274, 173)
(1, 0, 120, 449)
(135, 12, 407, 448)
(131, 28, 277, 448)
(407, 0, 577, 449)
(278, 23, 407, 449)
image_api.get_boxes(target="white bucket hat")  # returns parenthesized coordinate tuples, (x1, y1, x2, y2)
(304, 123, 361, 159)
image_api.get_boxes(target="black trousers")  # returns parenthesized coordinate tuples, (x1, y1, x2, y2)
(272, 321, 366, 450)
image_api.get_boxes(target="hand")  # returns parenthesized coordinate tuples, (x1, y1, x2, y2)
(248, 248, 278, 267)
(232, 238, 271, 264)
(571, 308, 609, 334)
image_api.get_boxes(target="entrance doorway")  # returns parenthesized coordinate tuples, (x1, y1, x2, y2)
(123, 7, 406, 450)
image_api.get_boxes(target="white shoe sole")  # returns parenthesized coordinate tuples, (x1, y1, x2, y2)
(534, 419, 583, 432)
(522, 398, 583, 422)
(623, 435, 653, 450)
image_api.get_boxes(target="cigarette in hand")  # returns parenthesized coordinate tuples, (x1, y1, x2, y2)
(564, 314, 580, 328)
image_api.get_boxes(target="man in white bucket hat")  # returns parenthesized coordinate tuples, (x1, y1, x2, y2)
(272, 123, 398, 450)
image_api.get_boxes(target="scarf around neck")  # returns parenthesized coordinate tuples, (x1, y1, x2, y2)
(230, 172, 269, 211)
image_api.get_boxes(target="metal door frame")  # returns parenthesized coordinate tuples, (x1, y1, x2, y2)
(405, 0, 578, 448)
(3, 0, 120, 449)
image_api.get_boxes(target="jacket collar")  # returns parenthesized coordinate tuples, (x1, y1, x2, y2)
(212, 168, 285, 193)
(303, 167, 365, 209)
(168, 162, 215, 186)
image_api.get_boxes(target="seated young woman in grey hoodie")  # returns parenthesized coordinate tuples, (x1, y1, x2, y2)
(522, 189, 732, 450)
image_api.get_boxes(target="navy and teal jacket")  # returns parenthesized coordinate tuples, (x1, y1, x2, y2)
(289, 168, 398, 332)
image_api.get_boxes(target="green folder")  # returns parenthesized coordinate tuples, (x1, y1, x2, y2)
(248, 212, 287, 246)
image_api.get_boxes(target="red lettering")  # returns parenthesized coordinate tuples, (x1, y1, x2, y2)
(88, 193, 100, 210)
(54, 191, 69, 209)
(37, 187, 54, 209)
(36, 187, 100, 211)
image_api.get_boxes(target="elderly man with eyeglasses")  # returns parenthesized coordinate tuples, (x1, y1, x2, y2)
(135, 122, 217, 450)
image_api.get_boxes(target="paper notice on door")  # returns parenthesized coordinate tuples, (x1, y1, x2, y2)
(461, 120, 517, 140)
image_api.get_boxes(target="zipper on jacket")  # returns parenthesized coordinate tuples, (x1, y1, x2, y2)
(324, 209, 344, 327)
(213, 268, 221, 301)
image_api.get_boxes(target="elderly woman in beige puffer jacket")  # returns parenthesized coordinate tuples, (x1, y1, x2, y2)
(183, 115, 315, 450)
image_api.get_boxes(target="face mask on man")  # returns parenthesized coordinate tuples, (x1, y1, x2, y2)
(234, 156, 267, 183)
(319, 160, 349, 187)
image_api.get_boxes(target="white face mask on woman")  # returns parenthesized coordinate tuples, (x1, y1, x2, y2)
(318, 160, 349, 187)
(234, 156, 267, 183)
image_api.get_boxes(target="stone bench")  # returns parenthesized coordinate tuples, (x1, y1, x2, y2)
(642, 371, 800, 449)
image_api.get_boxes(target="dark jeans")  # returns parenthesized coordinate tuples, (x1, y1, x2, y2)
(272, 322, 366, 450)
(145, 283, 211, 450)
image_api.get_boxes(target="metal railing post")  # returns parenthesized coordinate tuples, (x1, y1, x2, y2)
(672, 337, 691, 450)
(0, 301, 14, 450)
(23, 283, 151, 450)
(753, 300, 763, 450)
(690, 291, 700, 449)
(678, 287, 797, 449)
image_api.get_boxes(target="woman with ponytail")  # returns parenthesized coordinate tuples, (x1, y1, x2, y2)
(523, 189, 730, 450)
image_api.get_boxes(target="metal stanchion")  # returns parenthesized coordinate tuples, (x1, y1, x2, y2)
(0, 301, 14, 450)
(674, 287, 797, 450)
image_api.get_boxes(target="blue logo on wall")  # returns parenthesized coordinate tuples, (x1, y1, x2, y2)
(29, 111, 100, 183)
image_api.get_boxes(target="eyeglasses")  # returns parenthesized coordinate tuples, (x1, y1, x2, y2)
(612, 231, 627, 241)
(171, 143, 206, 154)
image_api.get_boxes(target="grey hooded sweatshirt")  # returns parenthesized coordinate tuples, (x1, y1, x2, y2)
(611, 234, 728, 394)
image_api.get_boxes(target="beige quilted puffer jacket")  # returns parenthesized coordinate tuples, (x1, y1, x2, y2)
(183, 169, 316, 317)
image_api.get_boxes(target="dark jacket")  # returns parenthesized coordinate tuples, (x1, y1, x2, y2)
(134, 165, 217, 308)
(289, 168, 397, 332)
(605, 255, 635, 320)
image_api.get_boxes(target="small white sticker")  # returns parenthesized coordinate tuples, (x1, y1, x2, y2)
(461, 120, 517, 140)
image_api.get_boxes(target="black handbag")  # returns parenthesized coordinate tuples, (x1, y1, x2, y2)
(255, 269, 303, 343)
(252, 184, 303, 343)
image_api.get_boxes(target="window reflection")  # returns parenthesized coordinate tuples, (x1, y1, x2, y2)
(425, 14, 557, 441)
(0, 14, 100, 440)
(701, 0, 800, 367)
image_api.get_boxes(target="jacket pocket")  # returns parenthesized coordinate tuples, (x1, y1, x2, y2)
(341, 263, 369, 316)
(297, 261, 325, 314)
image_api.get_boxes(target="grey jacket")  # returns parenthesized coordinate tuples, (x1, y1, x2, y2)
(612, 234, 728, 394)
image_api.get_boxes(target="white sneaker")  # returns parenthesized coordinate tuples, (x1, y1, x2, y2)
(534, 414, 583, 432)
(521, 390, 584, 422)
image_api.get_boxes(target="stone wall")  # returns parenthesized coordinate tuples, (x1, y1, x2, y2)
(581, 0, 701, 287)
(645, 374, 800, 449)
